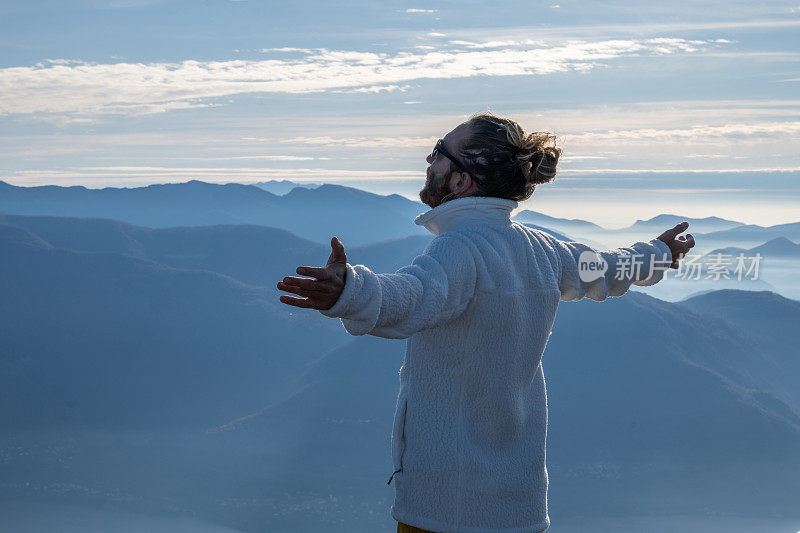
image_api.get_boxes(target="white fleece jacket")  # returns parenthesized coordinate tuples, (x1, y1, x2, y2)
(319, 196, 672, 533)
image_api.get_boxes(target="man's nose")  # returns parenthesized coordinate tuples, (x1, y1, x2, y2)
(426, 153, 433, 164)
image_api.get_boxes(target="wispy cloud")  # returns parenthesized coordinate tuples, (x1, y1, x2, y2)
(333, 84, 412, 94)
(275, 136, 438, 148)
(0, 38, 725, 123)
(259, 47, 313, 53)
(563, 120, 800, 143)
(199, 155, 320, 161)
(405, 8, 437, 13)
(449, 39, 545, 49)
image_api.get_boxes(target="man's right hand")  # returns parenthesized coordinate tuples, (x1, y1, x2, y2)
(657, 221, 695, 269)
(277, 236, 347, 309)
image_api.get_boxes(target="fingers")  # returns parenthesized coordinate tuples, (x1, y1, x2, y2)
(280, 276, 325, 290)
(295, 265, 329, 280)
(668, 233, 696, 269)
(659, 221, 689, 241)
(675, 234, 695, 256)
(331, 236, 347, 263)
(277, 282, 314, 297)
(279, 295, 321, 309)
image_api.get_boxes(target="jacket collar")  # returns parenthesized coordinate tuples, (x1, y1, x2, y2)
(414, 195, 519, 236)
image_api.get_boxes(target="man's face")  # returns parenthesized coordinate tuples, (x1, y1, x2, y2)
(419, 123, 470, 208)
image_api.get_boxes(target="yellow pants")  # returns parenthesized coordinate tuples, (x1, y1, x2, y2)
(397, 522, 435, 533)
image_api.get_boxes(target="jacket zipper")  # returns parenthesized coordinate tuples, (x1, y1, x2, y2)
(387, 468, 403, 485)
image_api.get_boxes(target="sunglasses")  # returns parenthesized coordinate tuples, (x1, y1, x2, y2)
(429, 139, 484, 185)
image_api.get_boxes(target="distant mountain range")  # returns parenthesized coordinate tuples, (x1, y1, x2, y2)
(628, 213, 743, 234)
(252, 179, 321, 195)
(706, 236, 800, 259)
(0, 213, 329, 287)
(694, 221, 800, 248)
(5, 179, 800, 250)
(512, 211, 745, 236)
(0, 179, 429, 246)
(512, 210, 605, 232)
(0, 214, 437, 285)
(3, 176, 800, 299)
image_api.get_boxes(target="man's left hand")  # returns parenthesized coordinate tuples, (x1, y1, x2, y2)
(657, 221, 695, 269)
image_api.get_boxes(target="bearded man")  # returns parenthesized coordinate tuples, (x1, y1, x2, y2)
(277, 113, 694, 533)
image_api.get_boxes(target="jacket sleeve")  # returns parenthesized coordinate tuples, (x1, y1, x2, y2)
(318, 234, 477, 339)
(546, 235, 672, 302)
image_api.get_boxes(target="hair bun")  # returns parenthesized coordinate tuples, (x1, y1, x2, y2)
(524, 144, 561, 185)
(462, 112, 563, 201)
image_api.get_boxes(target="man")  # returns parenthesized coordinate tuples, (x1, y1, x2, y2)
(277, 113, 694, 532)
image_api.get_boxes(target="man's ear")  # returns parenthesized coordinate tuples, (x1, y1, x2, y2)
(454, 172, 468, 193)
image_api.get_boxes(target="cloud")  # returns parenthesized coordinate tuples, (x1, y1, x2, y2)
(448, 39, 544, 49)
(406, 9, 437, 13)
(202, 155, 318, 161)
(259, 47, 313, 53)
(333, 84, 411, 94)
(564, 120, 800, 143)
(0, 37, 724, 122)
(276, 136, 438, 148)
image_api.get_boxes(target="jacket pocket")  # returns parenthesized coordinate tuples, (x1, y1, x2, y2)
(391, 391, 408, 473)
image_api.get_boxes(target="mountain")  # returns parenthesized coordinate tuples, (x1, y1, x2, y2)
(0, 178, 282, 226)
(0, 180, 429, 246)
(0, 214, 329, 288)
(627, 214, 743, 234)
(512, 210, 605, 232)
(706, 236, 800, 259)
(511, 212, 740, 252)
(695, 221, 800, 247)
(0, 214, 435, 285)
(0, 224, 350, 429)
(677, 289, 800, 408)
(252, 179, 321, 195)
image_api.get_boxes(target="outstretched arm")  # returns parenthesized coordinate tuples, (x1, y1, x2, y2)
(546, 221, 693, 302)
(277, 234, 477, 339)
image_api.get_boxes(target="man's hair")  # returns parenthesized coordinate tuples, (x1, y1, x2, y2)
(459, 112, 562, 202)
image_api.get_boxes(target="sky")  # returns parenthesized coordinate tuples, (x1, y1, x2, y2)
(0, 0, 798, 227)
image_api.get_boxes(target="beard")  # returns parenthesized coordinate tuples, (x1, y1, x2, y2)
(419, 165, 453, 208)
